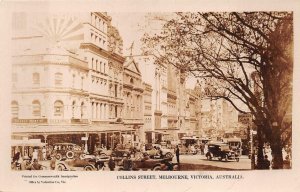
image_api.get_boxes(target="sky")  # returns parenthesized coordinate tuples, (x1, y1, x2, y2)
(109, 12, 197, 89)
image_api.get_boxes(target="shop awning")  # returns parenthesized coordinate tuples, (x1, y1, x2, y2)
(11, 139, 46, 147)
(145, 130, 170, 135)
(12, 124, 134, 135)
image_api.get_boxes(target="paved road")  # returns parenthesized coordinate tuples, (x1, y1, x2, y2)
(37, 154, 251, 171)
(174, 154, 251, 170)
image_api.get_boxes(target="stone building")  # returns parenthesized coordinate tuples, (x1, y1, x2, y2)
(11, 12, 134, 154)
(122, 56, 144, 144)
(143, 82, 153, 143)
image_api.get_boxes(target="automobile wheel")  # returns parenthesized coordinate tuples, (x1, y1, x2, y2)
(80, 154, 86, 159)
(153, 166, 161, 171)
(84, 165, 94, 171)
(225, 155, 228, 162)
(207, 154, 212, 160)
(55, 153, 62, 161)
(66, 151, 74, 159)
(218, 157, 222, 161)
(165, 152, 173, 159)
(57, 164, 66, 171)
(236, 158, 240, 162)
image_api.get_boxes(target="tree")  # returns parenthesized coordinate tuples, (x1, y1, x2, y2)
(142, 12, 293, 169)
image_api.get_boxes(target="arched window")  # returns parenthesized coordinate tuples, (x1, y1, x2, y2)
(54, 100, 64, 117)
(32, 73, 40, 85)
(72, 101, 76, 118)
(55, 72, 63, 86)
(32, 100, 41, 117)
(11, 101, 19, 118)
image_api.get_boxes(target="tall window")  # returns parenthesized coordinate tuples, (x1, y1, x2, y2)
(103, 63, 106, 74)
(115, 105, 118, 118)
(32, 73, 40, 85)
(91, 58, 94, 70)
(115, 84, 117, 98)
(32, 100, 41, 117)
(72, 101, 76, 118)
(11, 101, 18, 118)
(81, 102, 84, 119)
(54, 100, 64, 117)
(72, 74, 75, 88)
(55, 73, 63, 86)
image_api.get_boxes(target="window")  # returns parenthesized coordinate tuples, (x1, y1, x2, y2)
(95, 60, 98, 71)
(32, 100, 41, 117)
(11, 101, 18, 118)
(72, 101, 76, 118)
(115, 84, 117, 98)
(104, 63, 106, 74)
(54, 100, 64, 117)
(81, 77, 84, 89)
(81, 102, 84, 119)
(72, 74, 75, 88)
(91, 58, 94, 70)
(100, 62, 102, 73)
(91, 33, 94, 41)
(55, 73, 63, 86)
(115, 105, 117, 118)
(32, 73, 40, 85)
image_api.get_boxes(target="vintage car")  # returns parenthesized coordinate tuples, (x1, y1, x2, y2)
(205, 142, 239, 162)
(145, 144, 174, 160)
(52, 143, 83, 160)
(56, 155, 109, 171)
(118, 155, 167, 171)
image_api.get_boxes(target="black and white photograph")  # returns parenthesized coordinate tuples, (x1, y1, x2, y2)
(0, 0, 299, 192)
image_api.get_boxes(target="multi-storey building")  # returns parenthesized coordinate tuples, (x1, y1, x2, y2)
(123, 56, 144, 143)
(143, 83, 153, 143)
(11, 12, 134, 154)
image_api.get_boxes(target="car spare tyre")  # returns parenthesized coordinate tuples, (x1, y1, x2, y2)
(66, 151, 74, 159)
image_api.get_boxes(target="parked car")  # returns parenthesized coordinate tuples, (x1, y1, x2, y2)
(56, 155, 109, 171)
(118, 155, 166, 171)
(145, 144, 174, 160)
(56, 157, 96, 171)
(205, 142, 239, 162)
(52, 143, 83, 160)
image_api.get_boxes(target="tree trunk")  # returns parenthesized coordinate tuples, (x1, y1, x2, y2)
(271, 126, 283, 169)
(256, 126, 265, 169)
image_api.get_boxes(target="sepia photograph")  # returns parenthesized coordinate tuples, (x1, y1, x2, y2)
(1, 0, 299, 192)
(10, 11, 292, 172)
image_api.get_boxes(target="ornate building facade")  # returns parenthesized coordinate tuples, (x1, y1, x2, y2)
(123, 56, 144, 143)
(11, 12, 134, 154)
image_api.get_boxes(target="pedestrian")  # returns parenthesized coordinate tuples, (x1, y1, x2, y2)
(32, 149, 38, 161)
(42, 146, 47, 161)
(175, 145, 180, 164)
(108, 156, 115, 171)
(263, 155, 271, 169)
(50, 155, 56, 170)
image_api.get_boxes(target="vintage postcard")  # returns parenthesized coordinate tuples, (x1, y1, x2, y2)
(0, 0, 299, 192)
